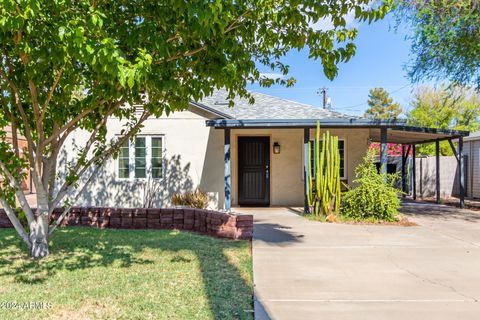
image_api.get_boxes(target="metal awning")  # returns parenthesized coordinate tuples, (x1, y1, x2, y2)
(206, 118, 469, 144)
(368, 127, 468, 144)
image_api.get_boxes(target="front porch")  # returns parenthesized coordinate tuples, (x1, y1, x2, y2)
(207, 118, 469, 212)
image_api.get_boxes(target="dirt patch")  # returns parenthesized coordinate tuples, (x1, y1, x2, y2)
(335, 216, 417, 227)
(50, 301, 121, 320)
(303, 214, 417, 226)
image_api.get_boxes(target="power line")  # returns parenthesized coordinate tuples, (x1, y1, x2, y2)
(389, 83, 414, 95)
(249, 84, 414, 92)
(335, 83, 413, 111)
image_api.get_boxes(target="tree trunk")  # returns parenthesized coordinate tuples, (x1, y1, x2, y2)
(29, 213, 49, 259)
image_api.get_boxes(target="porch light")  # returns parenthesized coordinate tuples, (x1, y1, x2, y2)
(273, 142, 281, 154)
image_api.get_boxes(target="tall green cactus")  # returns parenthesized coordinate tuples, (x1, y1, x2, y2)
(307, 121, 341, 216)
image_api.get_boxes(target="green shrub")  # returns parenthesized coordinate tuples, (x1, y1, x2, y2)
(16, 209, 29, 232)
(172, 188, 209, 209)
(341, 150, 401, 222)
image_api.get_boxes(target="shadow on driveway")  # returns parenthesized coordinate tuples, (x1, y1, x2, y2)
(401, 199, 480, 223)
(253, 223, 303, 245)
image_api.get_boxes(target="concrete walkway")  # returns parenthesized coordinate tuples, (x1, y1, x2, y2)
(239, 201, 480, 320)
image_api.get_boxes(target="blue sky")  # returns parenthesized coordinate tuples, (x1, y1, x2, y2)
(246, 13, 422, 117)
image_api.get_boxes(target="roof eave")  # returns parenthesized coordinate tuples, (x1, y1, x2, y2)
(189, 101, 234, 119)
(205, 118, 408, 129)
(205, 119, 470, 142)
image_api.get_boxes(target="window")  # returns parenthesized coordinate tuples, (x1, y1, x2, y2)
(135, 137, 147, 178)
(118, 141, 130, 178)
(117, 136, 163, 179)
(151, 137, 163, 178)
(309, 139, 346, 179)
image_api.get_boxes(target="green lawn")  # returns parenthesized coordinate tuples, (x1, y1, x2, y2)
(0, 228, 253, 320)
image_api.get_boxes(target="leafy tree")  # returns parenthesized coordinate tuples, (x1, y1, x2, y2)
(0, 0, 392, 258)
(364, 87, 402, 119)
(397, 1, 480, 88)
(406, 85, 480, 155)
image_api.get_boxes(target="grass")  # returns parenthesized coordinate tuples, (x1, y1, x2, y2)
(0, 228, 253, 320)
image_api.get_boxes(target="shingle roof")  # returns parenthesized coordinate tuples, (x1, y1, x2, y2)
(196, 89, 360, 120)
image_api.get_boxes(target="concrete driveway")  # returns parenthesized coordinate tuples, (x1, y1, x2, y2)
(239, 201, 480, 320)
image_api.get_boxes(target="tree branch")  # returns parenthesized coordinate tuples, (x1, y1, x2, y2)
(224, 10, 249, 34)
(78, 110, 151, 177)
(10, 114, 21, 178)
(0, 160, 35, 225)
(43, 122, 61, 192)
(2, 55, 42, 196)
(166, 34, 180, 43)
(48, 161, 103, 234)
(49, 110, 152, 232)
(45, 123, 73, 203)
(48, 109, 112, 211)
(155, 11, 248, 65)
(42, 99, 106, 147)
(49, 109, 151, 212)
(163, 45, 208, 63)
(40, 66, 64, 122)
(0, 66, 36, 166)
(0, 196, 31, 248)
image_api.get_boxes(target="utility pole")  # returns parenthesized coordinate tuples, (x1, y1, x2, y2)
(317, 87, 328, 110)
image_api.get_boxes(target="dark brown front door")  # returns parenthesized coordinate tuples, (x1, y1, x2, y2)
(238, 136, 270, 206)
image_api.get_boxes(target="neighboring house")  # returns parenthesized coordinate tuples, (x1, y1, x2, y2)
(1, 126, 33, 193)
(62, 90, 468, 210)
(462, 131, 480, 199)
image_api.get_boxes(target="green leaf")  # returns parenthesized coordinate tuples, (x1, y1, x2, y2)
(58, 26, 66, 39)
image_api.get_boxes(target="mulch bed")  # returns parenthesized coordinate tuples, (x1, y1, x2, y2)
(331, 216, 417, 227)
(304, 214, 417, 226)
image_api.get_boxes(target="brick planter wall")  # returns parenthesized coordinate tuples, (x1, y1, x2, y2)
(0, 207, 253, 240)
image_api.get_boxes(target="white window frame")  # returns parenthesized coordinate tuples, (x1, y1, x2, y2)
(116, 135, 165, 180)
(309, 138, 347, 180)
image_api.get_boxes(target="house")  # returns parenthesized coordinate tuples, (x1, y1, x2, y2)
(63, 90, 468, 210)
(462, 131, 480, 199)
(1, 126, 33, 193)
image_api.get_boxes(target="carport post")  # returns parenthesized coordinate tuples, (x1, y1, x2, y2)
(435, 140, 441, 204)
(459, 137, 465, 209)
(224, 128, 231, 211)
(304, 128, 310, 214)
(412, 144, 416, 200)
(380, 128, 387, 180)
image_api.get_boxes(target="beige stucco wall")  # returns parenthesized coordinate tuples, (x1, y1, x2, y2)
(59, 108, 225, 209)
(230, 127, 371, 207)
(60, 112, 371, 209)
(314, 128, 371, 188)
(230, 129, 305, 206)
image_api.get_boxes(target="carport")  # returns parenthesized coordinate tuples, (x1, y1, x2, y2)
(369, 124, 469, 208)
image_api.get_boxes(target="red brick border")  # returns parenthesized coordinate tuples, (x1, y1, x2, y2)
(0, 208, 253, 240)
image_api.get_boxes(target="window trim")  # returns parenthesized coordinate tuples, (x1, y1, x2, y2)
(116, 135, 165, 181)
(309, 138, 347, 180)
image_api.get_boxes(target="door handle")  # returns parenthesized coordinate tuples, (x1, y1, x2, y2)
(266, 165, 269, 179)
